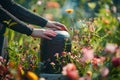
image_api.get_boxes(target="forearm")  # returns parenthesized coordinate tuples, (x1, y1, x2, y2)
(0, 0, 48, 27)
(0, 6, 33, 36)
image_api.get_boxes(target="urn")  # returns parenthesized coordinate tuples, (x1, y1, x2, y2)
(40, 30, 71, 62)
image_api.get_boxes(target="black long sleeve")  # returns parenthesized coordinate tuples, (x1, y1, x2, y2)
(0, 0, 48, 27)
(0, 6, 33, 36)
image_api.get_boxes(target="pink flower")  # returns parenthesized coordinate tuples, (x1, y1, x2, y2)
(62, 52, 67, 56)
(54, 53, 59, 58)
(0, 56, 3, 62)
(67, 70, 79, 80)
(79, 77, 85, 80)
(80, 47, 94, 62)
(112, 57, 120, 67)
(104, 43, 118, 53)
(91, 57, 101, 66)
(62, 63, 76, 75)
(100, 67, 109, 77)
(50, 62, 55, 66)
(62, 63, 79, 80)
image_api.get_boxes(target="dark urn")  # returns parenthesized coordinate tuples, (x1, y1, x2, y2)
(40, 30, 71, 62)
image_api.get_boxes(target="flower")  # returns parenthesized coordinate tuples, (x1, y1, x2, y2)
(112, 57, 120, 67)
(62, 63, 79, 80)
(100, 67, 109, 77)
(62, 51, 67, 56)
(80, 47, 94, 63)
(65, 9, 74, 14)
(50, 62, 55, 66)
(26, 71, 39, 80)
(46, 1, 60, 8)
(86, 71, 92, 77)
(36, 0, 42, 5)
(54, 53, 59, 58)
(0, 56, 3, 62)
(116, 47, 120, 57)
(44, 13, 54, 20)
(104, 43, 118, 54)
(91, 57, 101, 66)
(67, 70, 79, 80)
(102, 18, 110, 24)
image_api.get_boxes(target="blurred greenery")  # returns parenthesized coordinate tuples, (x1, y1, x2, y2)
(2, 0, 120, 79)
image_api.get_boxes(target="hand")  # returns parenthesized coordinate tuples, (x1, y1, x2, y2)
(31, 28, 57, 40)
(46, 21, 68, 31)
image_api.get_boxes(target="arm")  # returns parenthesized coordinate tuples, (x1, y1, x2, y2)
(0, 0, 47, 27)
(0, 6, 57, 40)
(0, 6, 33, 36)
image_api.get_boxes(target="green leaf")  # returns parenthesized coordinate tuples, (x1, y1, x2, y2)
(88, 2, 96, 9)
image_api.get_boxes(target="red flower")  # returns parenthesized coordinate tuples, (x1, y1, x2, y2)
(112, 57, 120, 67)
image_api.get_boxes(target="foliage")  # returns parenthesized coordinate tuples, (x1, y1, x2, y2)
(1, 0, 120, 80)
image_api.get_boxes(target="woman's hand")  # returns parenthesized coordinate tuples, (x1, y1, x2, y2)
(31, 28, 57, 40)
(46, 21, 68, 31)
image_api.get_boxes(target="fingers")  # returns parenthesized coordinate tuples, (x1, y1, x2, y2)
(46, 21, 68, 31)
(31, 28, 57, 40)
(43, 30, 57, 37)
(54, 22, 68, 31)
(42, 30, 57, 40)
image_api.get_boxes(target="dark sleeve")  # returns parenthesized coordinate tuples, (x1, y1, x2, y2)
(0, 6, 33, 36)
(0, 0, 48, 27)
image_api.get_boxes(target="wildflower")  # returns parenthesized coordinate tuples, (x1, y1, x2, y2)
(86, 71, 92, 77)
(17, 64, 24, 75)
(0, 56, 3, 62)
(62, 51, 67, 56)
(91, 57, 101, 66)
(39, 78, 45, 80)
(80, 47, 94, 63)
(112, 6, 117, 13)
(36, 0, 42, 6)
(117, 17, 120, 22)
(100, 67, 109, 77)
(46, 1, 60, 8)
(26, 71, 39, 80)
(116, 47, 120, 57)
(67, 70, 79, 80)
(7, 61, 15, 68)
(65, 9, 74, 14)
(79, 77, 85, 80)
(44, 13, 53, 20)
(50, 62, 55, 66)
(62, 63, 79, 80)
(88, 25, 95, 32)
(102, 18, 110, 24)
(104, 43, 118, 54)
(112, 57, 120, 67)
(106, 9, 111, 13)
(54, 53, 59, 58)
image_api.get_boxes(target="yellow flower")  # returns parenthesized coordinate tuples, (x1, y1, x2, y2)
(26, 71, 39, 80)
(65, 9, 74, 14)
(86, 70, 92, 77)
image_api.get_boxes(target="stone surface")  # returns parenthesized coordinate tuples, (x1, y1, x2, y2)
(39, 74, 67, 80)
